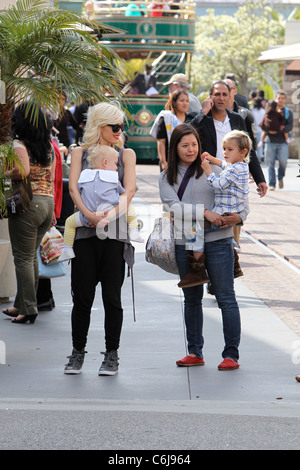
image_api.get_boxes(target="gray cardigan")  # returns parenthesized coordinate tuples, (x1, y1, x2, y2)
(159, 163, 249, 245)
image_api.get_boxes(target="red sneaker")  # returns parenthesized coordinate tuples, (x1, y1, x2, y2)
(176, 355, 205, 367)
(218, 358, 240, 370)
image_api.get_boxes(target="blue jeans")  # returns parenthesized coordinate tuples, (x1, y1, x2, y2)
(185, 222, 219, 252)
(175, 237, 241, 361)
(265, 141, 288, 187)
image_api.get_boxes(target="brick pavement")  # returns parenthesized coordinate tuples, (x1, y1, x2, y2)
(239, 186, 300, 336)
(136, 162, 300, 337)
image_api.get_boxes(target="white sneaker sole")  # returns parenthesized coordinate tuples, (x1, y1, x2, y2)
(64, 369, 82, 375)
(98, 370, 118, 376)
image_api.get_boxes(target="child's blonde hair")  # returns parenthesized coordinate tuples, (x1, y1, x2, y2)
(222, 130, 252, 162)
(87, 144, 119, 169)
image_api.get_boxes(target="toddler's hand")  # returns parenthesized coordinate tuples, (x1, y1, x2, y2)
(201, 151, 212, 161)
(201, 160, 211, 171)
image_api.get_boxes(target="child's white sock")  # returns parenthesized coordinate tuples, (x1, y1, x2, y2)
(129, 227, 144, 243)
(59, 245, 75, 262)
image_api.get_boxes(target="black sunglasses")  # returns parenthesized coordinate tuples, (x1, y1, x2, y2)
(107, 123, 125, 133)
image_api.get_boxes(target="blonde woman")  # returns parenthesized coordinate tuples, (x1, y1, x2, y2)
(64, 102, 136, 376)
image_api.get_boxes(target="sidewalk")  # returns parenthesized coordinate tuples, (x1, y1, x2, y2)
(0, 160, 300, 450)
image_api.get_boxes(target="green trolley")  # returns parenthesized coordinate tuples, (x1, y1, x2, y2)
(59, 0, 196, 161)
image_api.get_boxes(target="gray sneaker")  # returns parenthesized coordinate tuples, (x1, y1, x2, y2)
(64, 348, 87, 374)
(98, 350, 119, 376)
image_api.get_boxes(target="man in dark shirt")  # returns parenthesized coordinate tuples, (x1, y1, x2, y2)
(130, 64, 157, 94)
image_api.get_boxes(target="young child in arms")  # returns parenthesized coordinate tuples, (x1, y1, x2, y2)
(60, 144, 143, 262)
(178, 130, 251, 288)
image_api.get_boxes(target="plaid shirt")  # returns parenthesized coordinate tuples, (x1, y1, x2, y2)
(206, 161, 249, 215)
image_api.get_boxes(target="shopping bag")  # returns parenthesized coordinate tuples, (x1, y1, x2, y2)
(40, 226, 64, 264)
(37, 247, 66, 278)
(145, 216, 178, 275)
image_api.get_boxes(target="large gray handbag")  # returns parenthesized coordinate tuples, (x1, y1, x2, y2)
(145, 215, 178, 275)
(146, 166, 192, 275)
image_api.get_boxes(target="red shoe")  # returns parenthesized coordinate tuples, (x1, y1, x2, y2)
(176, 355, 205, 367)
(218, 358, 240, 370)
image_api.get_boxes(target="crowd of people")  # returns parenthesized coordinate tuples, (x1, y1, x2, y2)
(85, 0, 182, 18)
(1, 69, 295, 377)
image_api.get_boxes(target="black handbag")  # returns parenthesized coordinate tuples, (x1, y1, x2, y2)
(6, 177, 33, 215)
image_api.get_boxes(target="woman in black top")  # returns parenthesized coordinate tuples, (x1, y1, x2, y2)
(64, 102, 136, 376)
(150, 89, 196, 171)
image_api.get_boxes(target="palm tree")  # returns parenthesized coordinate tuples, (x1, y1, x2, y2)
(0, 0, 124, 212)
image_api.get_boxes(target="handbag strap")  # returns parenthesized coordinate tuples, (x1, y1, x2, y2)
(177, 165, 192, 200)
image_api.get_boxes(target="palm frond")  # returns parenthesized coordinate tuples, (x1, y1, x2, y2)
(0, 0, 125, 126)
(0, 0, 126, 214)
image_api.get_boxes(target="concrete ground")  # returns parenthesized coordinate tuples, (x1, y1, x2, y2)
(0, 158, 299, 451)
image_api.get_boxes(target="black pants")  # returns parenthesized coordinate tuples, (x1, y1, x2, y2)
(71, 236, 125, 352)
(37, 278, 53, 304)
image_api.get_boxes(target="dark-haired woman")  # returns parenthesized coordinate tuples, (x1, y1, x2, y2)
(2, 104, 55, 324)
(159, 123, 249, 370)
(150, 89, 196, 171)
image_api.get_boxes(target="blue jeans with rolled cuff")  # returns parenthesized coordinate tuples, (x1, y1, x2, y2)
(175, 237, 241, 361)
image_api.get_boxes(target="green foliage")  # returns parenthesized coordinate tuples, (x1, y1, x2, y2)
(191, 0, 284, 95)
(288, 7, 300, 20)
(0, 0, 126, 214)
(0, 0, 124, 126)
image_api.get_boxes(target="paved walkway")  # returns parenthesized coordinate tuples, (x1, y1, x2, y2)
(0, 159, 299, 450)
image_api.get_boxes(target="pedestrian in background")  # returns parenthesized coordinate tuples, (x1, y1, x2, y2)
(252, 98, 265, 162)
(163, 73, 201, 114)
(2, 104, 55, 324)
(150, 89, 196, 170)
(262, 90, 293, 190)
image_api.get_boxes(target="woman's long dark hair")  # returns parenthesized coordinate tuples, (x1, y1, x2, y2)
(165, 89, 189, 114)
(11, 104, 52, 166)
(166, 123, 203, 186)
